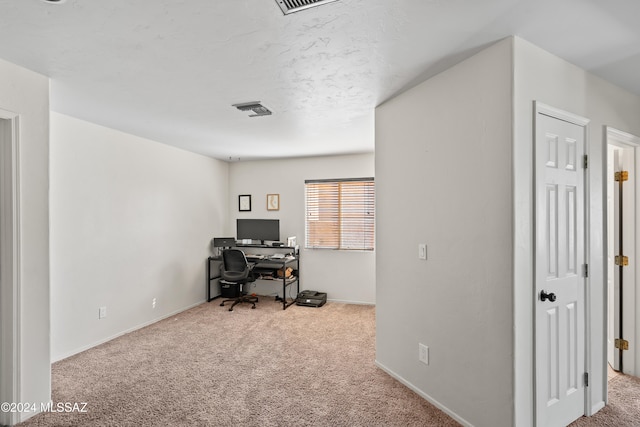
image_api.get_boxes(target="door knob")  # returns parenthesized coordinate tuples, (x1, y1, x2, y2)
(540, 290, 557, 302)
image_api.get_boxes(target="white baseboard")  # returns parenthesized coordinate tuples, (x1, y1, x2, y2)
(16, 399, 53, 425)
(590, 401, 605, 415)
(327, 298, 375, 305)
(52, 300, 206, 363)
(374, 360, 473, 427)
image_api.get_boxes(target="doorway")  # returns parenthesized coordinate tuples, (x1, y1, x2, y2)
(606, 127, 639, 377)
(0, 113, 19, 427)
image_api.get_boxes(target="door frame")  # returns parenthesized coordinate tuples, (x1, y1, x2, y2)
(0, 110, 21, 427)
(533, 101, 591, 425)
(605, 126, 639, 381)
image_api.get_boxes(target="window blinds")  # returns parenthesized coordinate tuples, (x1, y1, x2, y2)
(305, 177, 375, 250)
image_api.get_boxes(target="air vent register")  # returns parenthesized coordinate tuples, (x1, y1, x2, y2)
(232, 101, 273, 117)
(276, 0, 340, 15)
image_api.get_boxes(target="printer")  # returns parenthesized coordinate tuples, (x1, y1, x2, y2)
(295, 290, 327, 307)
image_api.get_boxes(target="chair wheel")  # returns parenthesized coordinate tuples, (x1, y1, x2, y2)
(251, 306, 256, 309)
(228, 308, 233, 312)
(220, 303, 224, 306)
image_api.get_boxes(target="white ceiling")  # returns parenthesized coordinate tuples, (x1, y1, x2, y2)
(0, 0, 639, 161)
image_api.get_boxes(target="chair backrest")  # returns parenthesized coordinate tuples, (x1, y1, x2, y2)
(222, 249, 248, 273)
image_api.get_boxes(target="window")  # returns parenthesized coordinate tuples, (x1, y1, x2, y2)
(305, 177, 375, 250)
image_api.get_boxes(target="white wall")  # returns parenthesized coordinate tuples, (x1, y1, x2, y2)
(0, 58, 50, 423)
(513, 37, 640, 424)
(228, 154, 375, 304)
(50, 113, 229, 361)
(375, 39, 513, 427)
(376, 36, 640, 426)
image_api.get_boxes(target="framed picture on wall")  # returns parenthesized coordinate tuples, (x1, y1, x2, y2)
(239, 194, 251, 212)
(267, 194, 280, 211)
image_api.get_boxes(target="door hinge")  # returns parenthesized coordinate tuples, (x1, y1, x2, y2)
(615, 338, 630, 351)
(584, 372, 589, 387)
(583, 154, 588, 169)
(583, 264, 588, 278)
(615, 255, 629, 266)
(615, 170, 629, 182)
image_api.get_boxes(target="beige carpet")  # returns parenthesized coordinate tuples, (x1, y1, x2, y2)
(569, 373, 640, 427)
(17, 300, 640, 426)
(18, 300, 459, 426)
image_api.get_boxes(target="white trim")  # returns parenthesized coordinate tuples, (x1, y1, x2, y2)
(584, 119, 592, 417)
(583, 117, 592, 417)
(535, 101, 591, 127)
(591, 400, 605, 414)
(0, 111, 21, 427)
(601, 127, 610, 408)
(607, 127, 640, 147)
(604, 126, 640, 406)
(326, 298, 374, 305)
(374, 360, 472, 427)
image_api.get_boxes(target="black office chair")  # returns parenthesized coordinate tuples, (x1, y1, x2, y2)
(219, 249, 258, 311)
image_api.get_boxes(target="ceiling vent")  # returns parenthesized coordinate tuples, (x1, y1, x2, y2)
(232, 101, 273, 117)
(275, 0, 340, 15)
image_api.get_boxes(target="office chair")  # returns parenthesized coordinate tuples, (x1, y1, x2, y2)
(219, 249, 258, 311)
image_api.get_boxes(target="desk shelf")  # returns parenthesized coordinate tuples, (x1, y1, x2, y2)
(251, 252, 299, 310)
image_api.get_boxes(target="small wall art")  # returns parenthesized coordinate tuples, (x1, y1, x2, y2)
(239, 194, 251, 212)
(267, 193, 280, 211)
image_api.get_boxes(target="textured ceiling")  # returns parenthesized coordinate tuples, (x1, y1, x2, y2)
(0, 0, 639, 160)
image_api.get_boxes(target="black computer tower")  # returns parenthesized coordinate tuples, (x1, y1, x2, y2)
(220, 281, 239, 298)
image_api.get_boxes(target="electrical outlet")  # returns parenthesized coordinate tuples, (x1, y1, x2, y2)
(152, 298, 157, 309)
(418, 243, 427, 260)
(419, 343, 429, 365)
(98, 306, 107, 319)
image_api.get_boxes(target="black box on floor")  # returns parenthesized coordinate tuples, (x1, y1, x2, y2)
(220, 281, 239, 298)
(296, 290, 327, 307)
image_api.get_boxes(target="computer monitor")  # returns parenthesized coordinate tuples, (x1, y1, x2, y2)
(236, 219, 280, 245)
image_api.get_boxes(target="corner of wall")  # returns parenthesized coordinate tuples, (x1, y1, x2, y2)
(375, 39, 515, 426)
(0, 58, 52, 423)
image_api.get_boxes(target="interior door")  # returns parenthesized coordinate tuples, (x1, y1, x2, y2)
(535, 109, 587, 427)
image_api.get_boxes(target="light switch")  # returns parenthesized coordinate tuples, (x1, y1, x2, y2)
(418, 243, 427, 260)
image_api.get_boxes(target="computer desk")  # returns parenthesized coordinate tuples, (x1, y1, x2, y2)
(207, 245, 300, 310)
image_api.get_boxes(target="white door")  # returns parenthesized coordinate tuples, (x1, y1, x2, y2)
(535, 107, 587, 427)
